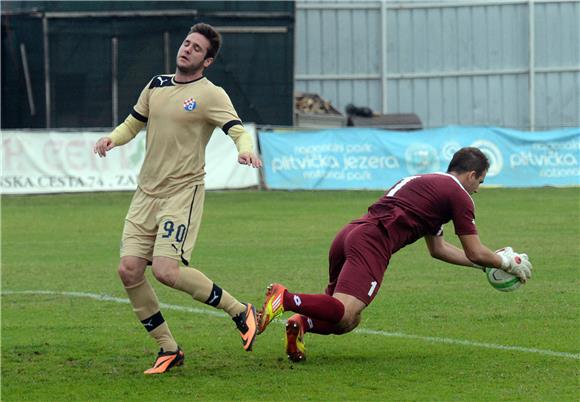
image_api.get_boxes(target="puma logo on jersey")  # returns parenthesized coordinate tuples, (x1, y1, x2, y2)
(149, 75, 174, 88)
(183, 98, 197, 111)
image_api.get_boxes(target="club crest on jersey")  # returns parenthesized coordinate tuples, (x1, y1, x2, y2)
(183, 98, 197, 111)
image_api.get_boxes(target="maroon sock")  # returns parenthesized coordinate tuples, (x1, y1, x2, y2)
(298, 315, 341, 335)
(283, 291, 345, 323)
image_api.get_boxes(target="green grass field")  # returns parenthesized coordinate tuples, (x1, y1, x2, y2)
(2, 188, 579, 401)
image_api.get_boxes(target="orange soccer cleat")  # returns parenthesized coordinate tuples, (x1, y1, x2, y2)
(233, 303, 258, 352)
(257, 283, 287, 334)
(143, 347, 184, 374)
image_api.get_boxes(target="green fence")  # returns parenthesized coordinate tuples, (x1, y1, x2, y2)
(1, 1, 294, 128)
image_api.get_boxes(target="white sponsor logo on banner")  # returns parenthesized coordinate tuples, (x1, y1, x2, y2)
(510, 140, 579, 178)
(405, 143, 439, 174)
(471, 140, 503, 177)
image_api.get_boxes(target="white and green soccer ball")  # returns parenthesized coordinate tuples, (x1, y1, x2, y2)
(485, 268, 522, 292)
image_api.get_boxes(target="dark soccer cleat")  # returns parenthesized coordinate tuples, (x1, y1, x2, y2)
(285, 314, 306, 362)
(257, 283, 287, 334)
(233, 303, 258, 352)
(144, 346, 184, 374)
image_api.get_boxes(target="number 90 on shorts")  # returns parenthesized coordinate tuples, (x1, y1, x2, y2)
(121, 184, 205, 265)
(161, 220, 187, 242)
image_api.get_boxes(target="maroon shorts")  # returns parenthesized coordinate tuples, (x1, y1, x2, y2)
(325, 222, 392, 305)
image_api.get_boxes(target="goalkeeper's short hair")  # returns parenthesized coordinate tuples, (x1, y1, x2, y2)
(447, 147, 490, 177)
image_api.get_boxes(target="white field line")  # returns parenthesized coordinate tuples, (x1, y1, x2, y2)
(2, 289, 579, 361)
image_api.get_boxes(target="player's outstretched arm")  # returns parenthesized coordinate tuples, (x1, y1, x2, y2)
(425, 235, 485, 270)
(93, 114, 145, 158)
(227, 125, 263, 168)
(458, 234, 503, 268)
(459, 236, 533, 283)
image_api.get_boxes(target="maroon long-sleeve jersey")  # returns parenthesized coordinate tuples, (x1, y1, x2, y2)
(354, 173, 478, 254)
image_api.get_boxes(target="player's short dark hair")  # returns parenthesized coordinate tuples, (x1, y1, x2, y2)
(189, 23, 222, 59)
(447, 147, 490, 177)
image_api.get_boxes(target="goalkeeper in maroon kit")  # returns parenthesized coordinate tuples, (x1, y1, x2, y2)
(257, 147, 532, 362)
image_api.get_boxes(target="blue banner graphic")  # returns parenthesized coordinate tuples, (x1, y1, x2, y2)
(258, 126, 580, 189)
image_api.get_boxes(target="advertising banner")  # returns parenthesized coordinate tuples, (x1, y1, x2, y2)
(1, 125, 260, 194)
(258, 126, 580, 189)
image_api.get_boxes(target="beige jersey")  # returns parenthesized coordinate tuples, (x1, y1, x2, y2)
(130, 75, 248, 197)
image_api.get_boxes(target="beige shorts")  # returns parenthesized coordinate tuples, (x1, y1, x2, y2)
(120, 184, 205, 265)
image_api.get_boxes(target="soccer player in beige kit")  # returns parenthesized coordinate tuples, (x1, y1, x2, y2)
(94, 23, 262, 374)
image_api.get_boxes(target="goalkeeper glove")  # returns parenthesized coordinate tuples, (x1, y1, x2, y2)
(496, 247, 533, 283)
